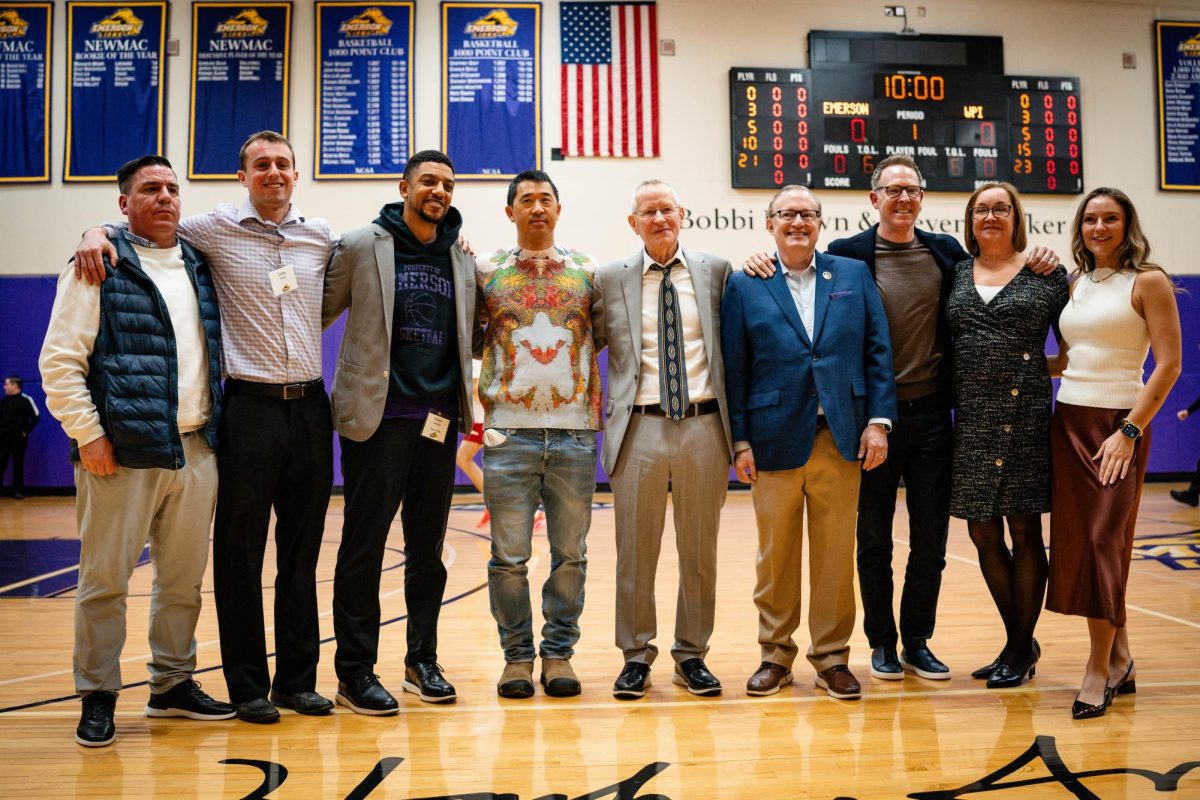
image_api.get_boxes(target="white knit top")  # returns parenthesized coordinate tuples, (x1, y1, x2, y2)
(1057, 268, 1149, 409)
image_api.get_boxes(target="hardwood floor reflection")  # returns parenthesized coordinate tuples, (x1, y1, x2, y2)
(0, 487, 1197, 798)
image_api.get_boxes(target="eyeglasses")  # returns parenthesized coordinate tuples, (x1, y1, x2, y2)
(771, 209, 822, 223)
(971, 204, 1013, 219)
(633, 207, 680, 220)
(877, 184, 923, 198)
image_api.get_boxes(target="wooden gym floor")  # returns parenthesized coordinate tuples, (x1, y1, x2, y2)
(0, 485, 1197, 799)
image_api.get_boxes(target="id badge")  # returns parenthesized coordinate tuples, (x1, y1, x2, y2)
(269, 264, 298, 296)
(421, 411, 451, 443)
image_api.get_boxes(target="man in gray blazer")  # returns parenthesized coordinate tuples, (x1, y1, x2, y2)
(322, 150, 478, 714)
(592, 180, 734, 699)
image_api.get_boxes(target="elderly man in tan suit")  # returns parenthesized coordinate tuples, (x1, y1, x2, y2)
(592, 180, 734, 699)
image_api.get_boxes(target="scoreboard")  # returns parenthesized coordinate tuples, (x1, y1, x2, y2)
(729, 34, 1083, 194)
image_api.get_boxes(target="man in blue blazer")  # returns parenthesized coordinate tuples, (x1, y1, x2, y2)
(722, 185, 896, 701)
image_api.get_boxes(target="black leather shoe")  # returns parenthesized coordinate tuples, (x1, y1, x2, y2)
(986, 649, 1038, 689)
(336, 674, 399, 716)
(403, 662, 457, 703)
(972, 638, 1039, 680)
(270, 690, 334, 715)
(1170, 489, 1199, 507)
(145, 679, 235, 720)
(1072, 686, 1113, 719)
(672, 658, 722, 696)
(870, 647, 904, 680)
(235, 697, 281, 724)
(900, 644, 951, 680)
(613, 662, 651, 699)
(76, 691, 117, 747)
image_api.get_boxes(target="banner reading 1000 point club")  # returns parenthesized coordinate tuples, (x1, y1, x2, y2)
(315, 1, 414, 179)
(189, 2, 292, 179)
(65, 1, 166, 182)
(442, 2, 541, 180)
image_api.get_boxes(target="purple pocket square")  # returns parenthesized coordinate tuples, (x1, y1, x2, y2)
(829, 290, 854, 299)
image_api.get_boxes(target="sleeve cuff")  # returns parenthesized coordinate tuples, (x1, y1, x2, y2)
(868, 417, 893, 433)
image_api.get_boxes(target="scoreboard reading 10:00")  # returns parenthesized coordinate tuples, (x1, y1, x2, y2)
(730, 67, 1083, 194)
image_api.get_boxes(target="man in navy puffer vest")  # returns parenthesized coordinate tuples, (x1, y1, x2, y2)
(40, 155, 234, 748)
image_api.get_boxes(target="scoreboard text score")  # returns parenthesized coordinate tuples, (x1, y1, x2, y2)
(730, 67, 1083, 194)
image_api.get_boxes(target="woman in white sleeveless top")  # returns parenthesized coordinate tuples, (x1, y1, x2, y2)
(1046, 187, 1182, 719)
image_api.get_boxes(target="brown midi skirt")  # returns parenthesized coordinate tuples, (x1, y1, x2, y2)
(1046, 402, 1150, 628)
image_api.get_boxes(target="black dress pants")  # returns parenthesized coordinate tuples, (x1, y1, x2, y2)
(0, 432, 27, 494)
(334, 416, 458, 682)
(856, 395, 953, 649)
(213, 387, 333, 703)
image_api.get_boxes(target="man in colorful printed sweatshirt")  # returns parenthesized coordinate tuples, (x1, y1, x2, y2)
(476, 170, 602, 699)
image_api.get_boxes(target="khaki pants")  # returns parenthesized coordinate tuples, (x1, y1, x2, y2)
(751, 426, 861, 672)
(73, 434, 217, 695)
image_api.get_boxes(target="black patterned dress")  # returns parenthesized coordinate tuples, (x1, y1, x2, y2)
(944, 261, 1068, 520)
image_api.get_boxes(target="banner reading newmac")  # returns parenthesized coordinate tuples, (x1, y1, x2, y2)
(0, 3, 52, 183)
(190, 2, 291, 179)
(442, 2, 540, 179)
(315, 2, 414, 179)
(1156, 21, 1200, 191)
(65, 1, 166, 181)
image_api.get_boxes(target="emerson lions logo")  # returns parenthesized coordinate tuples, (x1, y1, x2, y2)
(215, 8, 269, 38)
(465, 9, 518, 38)
(0, 8, 30, 39)
(339, 7, 393, 37)
(1179, 31, 1200, 57)
(90, 7, 143, 37)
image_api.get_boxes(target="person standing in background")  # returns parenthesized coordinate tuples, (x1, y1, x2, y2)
(1, 375, 40, 499)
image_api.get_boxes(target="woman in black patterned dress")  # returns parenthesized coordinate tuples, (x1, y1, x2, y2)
(944, 183, 1068, 689)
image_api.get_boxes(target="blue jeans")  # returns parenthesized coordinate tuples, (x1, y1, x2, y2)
(483, 428, 596, 662)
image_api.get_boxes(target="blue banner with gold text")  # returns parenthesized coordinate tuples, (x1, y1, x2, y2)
(189, 2, 291, 179)
(442, 2, 540, 180)
(314, 1, 414, 179)
(0, 3, 52, 183)
(1156, 21, 1200, 191)
(65, 1, 166, 182)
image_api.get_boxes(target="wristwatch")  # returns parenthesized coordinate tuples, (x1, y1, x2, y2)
(1118, 418, 1142, 440)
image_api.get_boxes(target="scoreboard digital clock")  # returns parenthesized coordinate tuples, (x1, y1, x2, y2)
(730, 67, 1083, 194)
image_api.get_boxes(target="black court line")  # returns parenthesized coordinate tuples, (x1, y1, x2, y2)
(0, 523, 494, 715)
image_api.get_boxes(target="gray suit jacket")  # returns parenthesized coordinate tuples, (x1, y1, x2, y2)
(592, 247, 734, 474)
(322, 222, 478, 442)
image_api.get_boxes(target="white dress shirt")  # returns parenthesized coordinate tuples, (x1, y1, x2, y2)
(634, 248, 716, 406)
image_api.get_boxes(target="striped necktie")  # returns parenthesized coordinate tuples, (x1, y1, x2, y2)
(651, 259, 688, 419)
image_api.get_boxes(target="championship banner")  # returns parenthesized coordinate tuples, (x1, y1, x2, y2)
(65, 1, 166, 182)
(0, 3, 52, 183)
(189, 2, 292, 179)
(442, 2, 540, 180)
(314, 1, 414, 179)
(1155, 21, 1200, 191)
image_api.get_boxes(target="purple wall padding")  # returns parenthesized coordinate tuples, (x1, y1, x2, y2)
(4, 274, 1199, 489)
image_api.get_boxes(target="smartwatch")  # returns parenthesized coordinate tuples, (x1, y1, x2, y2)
(1118, 418, 1142, 440)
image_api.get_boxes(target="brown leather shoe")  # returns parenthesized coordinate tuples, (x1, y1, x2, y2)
(815, 664, 862, 700)
(540, 658, 581, 697)
(746, 661, 793, 696)
(497, 661, 534, 699)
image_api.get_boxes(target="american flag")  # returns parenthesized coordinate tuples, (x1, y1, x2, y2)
(560, 2, 659, 158)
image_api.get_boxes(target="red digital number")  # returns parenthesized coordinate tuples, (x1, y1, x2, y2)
(850, 118, 867, 143)
(833, 153, 847, 174)
(980, 121, 995, 147)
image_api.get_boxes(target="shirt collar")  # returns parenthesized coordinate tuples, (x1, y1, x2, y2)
(780, 251, 816, 278)
(641, 246, 686, 275)
(238, 197, 303, 226)
(123, 229, 177, 249)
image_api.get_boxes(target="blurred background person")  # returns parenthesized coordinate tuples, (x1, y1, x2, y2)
(1045, 187, 1181, 719)
(944, 183, 1067, 690)
(1, 375, 40, 499)
(1170, 386, 1200, 507)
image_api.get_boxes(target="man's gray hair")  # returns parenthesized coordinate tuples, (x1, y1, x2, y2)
(631, 180, 683, 212)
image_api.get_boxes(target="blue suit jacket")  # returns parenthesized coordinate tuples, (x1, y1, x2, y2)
(721, 251, 897, 471)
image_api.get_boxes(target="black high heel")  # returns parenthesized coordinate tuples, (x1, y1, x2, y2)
(1072, 685, 1114, 719)
(986, 649, 1039, 689)
(1108, 661, 1136, 696)
(971, 657, 1003, 680)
